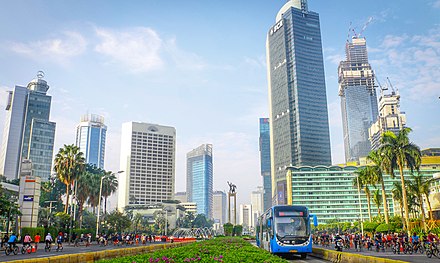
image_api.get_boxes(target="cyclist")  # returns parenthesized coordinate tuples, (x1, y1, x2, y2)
(412, 232, 420, 250)
(8, 233, 18, 248)
(34, 233, 41, 251)
(22, 233, 32, 250)
(45, 233, 53, 250)
(427, 232, 439, 250)
(56, 232, 64, 251)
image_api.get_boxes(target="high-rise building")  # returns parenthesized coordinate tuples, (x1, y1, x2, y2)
(213, 190, 227, 225)
(251, 187, 264, 227)
(0, 72, 56, 181)
(259, 118, 272, 211)
(369, 90, 406, 150)
(267, 0, 331, 204)
(75, 114, 107, 168)
(239, 204, 253, 229)
(339, 37, 378, 162)
(186, 144, 213, 218)
(118, 122, 176, 211)
(174, 191, 187, 203)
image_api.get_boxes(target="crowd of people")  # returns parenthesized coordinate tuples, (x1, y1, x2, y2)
(314, 231, 440, 254)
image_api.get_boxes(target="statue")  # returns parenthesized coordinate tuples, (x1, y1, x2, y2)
(227, 181, 237, 194)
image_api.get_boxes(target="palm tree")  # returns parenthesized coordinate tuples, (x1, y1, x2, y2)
(421, 178, 434, 220)
(368, 150, 390, 224)
(53, 144, 85, 213)
(380, 127, 421, 232)
(391, 181, 406, 229)
(373, 189, 382, 219)
(101, 171, 118, 215)
(353, 167, 374, 221)
(408, 173, 432, 231)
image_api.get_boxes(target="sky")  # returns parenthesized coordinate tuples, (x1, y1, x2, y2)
(0, 0, 439, 208)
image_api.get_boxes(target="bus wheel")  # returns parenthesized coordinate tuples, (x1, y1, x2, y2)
(301, 254, 307, 259)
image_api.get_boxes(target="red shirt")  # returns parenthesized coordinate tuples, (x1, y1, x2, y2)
(34, 235, 41, 243)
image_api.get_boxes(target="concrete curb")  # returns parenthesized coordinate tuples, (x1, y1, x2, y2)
(5, 241, 195, 263)
(312, 247, 408, 263)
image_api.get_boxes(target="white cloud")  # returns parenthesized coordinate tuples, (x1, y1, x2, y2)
(10, 31, 87, 64)
(95, 27, 164, 73)
(326, 53, 344, 65)
(381, 34, 408, 48)
(163, 38, 206, 70)
(432, 0, 440, 8)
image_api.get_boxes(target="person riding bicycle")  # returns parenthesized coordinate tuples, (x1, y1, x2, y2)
(7, 233, 18, 248)
(374, 232, 382, 249)
(56, 232, 64, 250)
(427, 232, 439, 250)
(22, 233, 32, 248)
(412, 232, 420, 249)
(45, 233, 53, 249)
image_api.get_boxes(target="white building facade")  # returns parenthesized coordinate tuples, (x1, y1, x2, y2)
(213, 190, 227, 225)
(118, 122, 176, 211)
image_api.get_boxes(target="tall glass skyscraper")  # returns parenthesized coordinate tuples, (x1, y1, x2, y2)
(259, 118, 272, 211)
(339, 37, 378, 162)
(267, 0, 331, 204)
(75, 114, 107, 168)
(0, 72, 56, 181)
(186, 144, 213, 218)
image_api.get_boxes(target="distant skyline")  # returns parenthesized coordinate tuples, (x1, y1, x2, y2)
(0, 0, 439, 206)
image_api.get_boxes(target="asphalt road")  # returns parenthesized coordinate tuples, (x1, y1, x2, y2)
(0, 241, 163, 262)
(315, 244, 439, 263)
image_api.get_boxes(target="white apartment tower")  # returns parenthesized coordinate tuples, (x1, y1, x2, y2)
(239, 204, 253, 228)
(213, 190, 227, 225)
(118, 122, 176, 211)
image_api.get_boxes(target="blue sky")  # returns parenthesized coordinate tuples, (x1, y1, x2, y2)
(0, 0, 439, 206)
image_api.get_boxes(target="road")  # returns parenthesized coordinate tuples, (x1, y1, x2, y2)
(315, 244, 438, 263)
(0, 241, 162, 262)
(283, 255, 329, 262)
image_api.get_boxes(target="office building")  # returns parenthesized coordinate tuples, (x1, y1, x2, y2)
(251, 187, 264, 227)
(0, 72, 56, 181)
(118, 122, 176, 211)
(186, 144, 213, 218)
(259, 118, 272, 211)
(369, 90, 406, 151)
(239, 204, 253, 229)
(339, 37, 378, 162)
(213, 190, 227, 225)
(267, 0, 332, 205)
(75, 114, 107, 168)
(286, 158, 440, 224)
(180, 202, 197, 214)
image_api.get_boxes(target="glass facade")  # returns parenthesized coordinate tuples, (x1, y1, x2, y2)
(287, 165, 439, 224)
(76, 114, 107, 168)
(0, 75, 57, 181)
(259, 118, 272, 211)
(267, 1, 331, 204)
(186, 144, 213, 218)
(339, 37, 378, 162)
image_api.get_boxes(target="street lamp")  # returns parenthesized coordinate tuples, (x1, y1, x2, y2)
(96, 171, 123, 238)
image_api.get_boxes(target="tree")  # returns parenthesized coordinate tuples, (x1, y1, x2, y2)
(0, 183, 21, 235)
(53, 144, 86, 213)
(353, 167, 374, 221)
(380, 128, 421, 232)
(106, 211, 131, 233)
(391, 181, 406, 229)
(373, 189, 382, 218)
(368, 150, 390, 224)
(101, 171, 118, 215)
(408, 173, 431, 231)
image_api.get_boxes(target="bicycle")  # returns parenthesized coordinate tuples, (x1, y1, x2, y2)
(5, 243, 19, 256)
(426, 242, 440, 258)
(403, 242, 413, 254)
(44, 242, 52, 252)
(392, 242, 401, 254)
(55, 243, 63, 252)
(413, 242, 425, 254)
(21, 243, 32, 254)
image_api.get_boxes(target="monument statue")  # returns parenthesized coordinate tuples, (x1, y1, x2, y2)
(227, 181, 237, 194)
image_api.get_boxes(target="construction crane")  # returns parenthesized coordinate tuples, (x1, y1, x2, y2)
(374, 74, 387, 96)
(387, 77, 396, 94)
(349, 17, 374, 39)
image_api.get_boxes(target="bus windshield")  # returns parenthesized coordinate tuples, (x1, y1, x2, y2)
(275, 215, 308, 239)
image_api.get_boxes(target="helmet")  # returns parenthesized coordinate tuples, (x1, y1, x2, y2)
(48, 233, 51, 235)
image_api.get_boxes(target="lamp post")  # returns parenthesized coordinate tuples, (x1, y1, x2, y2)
(96, 171, 123, 238)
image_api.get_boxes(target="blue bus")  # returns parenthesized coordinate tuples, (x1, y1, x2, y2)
(256, 205, 318, 259)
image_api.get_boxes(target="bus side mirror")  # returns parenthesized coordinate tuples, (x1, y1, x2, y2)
(311, 214, 318, 227)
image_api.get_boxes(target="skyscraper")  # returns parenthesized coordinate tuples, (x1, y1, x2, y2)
(0, 72, 56, 181)
(259, 118, 272, 211)
(213, 190, 227, 225)
(251, 187, 264, 227)
(267, 0, 331, 204)
(339, 37, 378, 162)
(186, 144, 213, 218)
(369, 89, 406, 150)
(75, 114, 107, 168)
(118, 122, 176, 210)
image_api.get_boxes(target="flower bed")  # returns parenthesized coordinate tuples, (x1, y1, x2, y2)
(98, 237, 288, 263)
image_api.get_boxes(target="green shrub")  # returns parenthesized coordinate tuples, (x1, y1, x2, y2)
(223, 223, 233, 236)
(233, 225, 243, 236)
(98, 237, 288, 263)
(375, 223, 395, 233)
(363, 222, 379, 232)
(21, 227, 45, 240)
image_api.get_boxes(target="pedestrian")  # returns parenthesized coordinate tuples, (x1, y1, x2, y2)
(34, 233, 41, 251)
